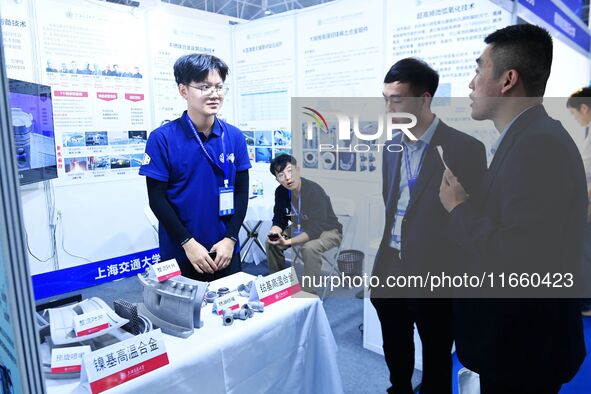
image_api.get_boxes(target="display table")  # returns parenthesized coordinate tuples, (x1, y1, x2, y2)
(45, 272, 343, 393)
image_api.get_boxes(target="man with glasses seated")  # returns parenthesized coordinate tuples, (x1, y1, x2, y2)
(266, 154, 342, 294)
(140, 53, 251, 281)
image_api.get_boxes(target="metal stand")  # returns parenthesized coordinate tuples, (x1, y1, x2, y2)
(240, 220, 267, 262)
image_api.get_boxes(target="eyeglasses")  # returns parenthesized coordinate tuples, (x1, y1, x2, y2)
(187, 84, 229, 96)
(276, 167, 293, 181)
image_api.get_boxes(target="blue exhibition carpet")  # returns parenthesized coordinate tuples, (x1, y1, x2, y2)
(452, 316, 591, 393)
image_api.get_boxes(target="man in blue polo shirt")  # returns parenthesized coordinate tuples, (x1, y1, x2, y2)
(140, 54, 251, 281)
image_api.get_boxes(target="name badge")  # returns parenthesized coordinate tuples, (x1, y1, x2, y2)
(249, 267, 301, 306)
(51, 345, 91, 374)
(219, 186, 234, 216)
(149, 258, 181, 282)
(80, 329, 169, 394)
(74, 309, 110, 337)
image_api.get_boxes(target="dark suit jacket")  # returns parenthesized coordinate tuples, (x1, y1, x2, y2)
(449, 105, 587, 386)
(372, 119, 487, 291)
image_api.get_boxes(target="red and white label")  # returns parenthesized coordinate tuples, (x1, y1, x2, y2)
(82, 329, 169, 394)
(212, 293, 240, 315)
(51, 345, 90, 374)
(150, 259, 181, 282)
(96, 92, 118, 101)
(125, 93, 144, 102)
(54, 90, 88, 98)
(260, 283, 301, 306)
(74, 309, 109, 337)
(251, 267, 301, 307)
(90, 353, 169, 393)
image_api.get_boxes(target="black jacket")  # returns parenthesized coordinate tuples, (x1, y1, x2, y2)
(272, 177, 342, 239)
(373, 120, 487, 286)
(449, 105, 587, 386)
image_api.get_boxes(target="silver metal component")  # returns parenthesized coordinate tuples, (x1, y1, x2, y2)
(205, 290, 218, 303)
(222, 309, 234, 326)
(232, 308, 249, 320)
(217, 287, 230, 296)
(137, 274, 208, 338)
(247, 301, 265, 313)
(237, 281, 254, 297)
(46, 298, 129, 345)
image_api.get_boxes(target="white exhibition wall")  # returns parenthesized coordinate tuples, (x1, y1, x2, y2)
(0, 0, 242, 280)
(0, 0, 590, 293)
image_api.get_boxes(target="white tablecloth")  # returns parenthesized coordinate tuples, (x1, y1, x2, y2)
(244, 195, 274, 223)
(45, 273, 344, 394)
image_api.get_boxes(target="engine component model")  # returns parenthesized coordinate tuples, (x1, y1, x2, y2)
(137, 271, 208, 338)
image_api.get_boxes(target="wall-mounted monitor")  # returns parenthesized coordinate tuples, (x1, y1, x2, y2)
(8, 79, 58, 185)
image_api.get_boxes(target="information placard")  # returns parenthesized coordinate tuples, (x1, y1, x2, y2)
(51, 345, 91, 374)
(249, 267, 301, 306)
(81, 329, 169, 394)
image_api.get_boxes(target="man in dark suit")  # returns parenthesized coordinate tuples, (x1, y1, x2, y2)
(371, 58, 487, 394)
(440, 24, 587, 394)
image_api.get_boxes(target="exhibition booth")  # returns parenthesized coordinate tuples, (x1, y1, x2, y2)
(0, 0, 590, 392)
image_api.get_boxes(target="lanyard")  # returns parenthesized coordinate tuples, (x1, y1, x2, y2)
(186, 115, 230, 187)
(288, 190, 302, 230)
(404, 142, 429, 194)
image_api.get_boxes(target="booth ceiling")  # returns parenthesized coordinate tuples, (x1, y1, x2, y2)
(160, 0, 334, 20)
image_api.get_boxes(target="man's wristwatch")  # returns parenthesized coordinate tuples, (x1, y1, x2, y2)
(226, 236, 238, 244)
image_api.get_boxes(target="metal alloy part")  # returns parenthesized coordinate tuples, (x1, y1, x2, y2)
(137, 272, 208, 338)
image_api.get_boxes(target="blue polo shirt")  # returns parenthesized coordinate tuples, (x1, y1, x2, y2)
(139, 111, 251, 263)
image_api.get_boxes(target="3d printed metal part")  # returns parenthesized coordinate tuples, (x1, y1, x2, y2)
(221, 302, 264, 326)
(222, 309, 234, 326)
(247, 301, 265, 313)
(237, 281, 254, 297)
(37, 298, 141, 380)
(217, 287, 230, 296)
(46, 297, 129, 345)
(205, 290, 218, 303)
(137, 271, 208, 338)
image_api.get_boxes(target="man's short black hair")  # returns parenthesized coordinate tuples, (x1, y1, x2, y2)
(383, 58, 439, 97)
(484, 24, 553, 97)
(173, 53, 229, 85)
(567, 87, 591, 110)
(270, 154, 297, 176)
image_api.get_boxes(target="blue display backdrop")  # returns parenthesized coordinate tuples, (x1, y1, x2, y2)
(561, 0, 585, 20)
(518, 0, 591, 53)
(32, 248, 160, 299)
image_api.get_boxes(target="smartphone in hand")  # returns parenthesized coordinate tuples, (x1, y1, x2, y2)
(268, 233, 280, 241)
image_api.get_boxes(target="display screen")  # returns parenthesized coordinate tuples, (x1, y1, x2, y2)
(8, 79, 57, 185)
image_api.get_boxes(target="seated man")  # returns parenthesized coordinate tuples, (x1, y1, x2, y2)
(266, 154, 342, 294)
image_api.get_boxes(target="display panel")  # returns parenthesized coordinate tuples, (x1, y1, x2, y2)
(8, 79, 57, 185)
